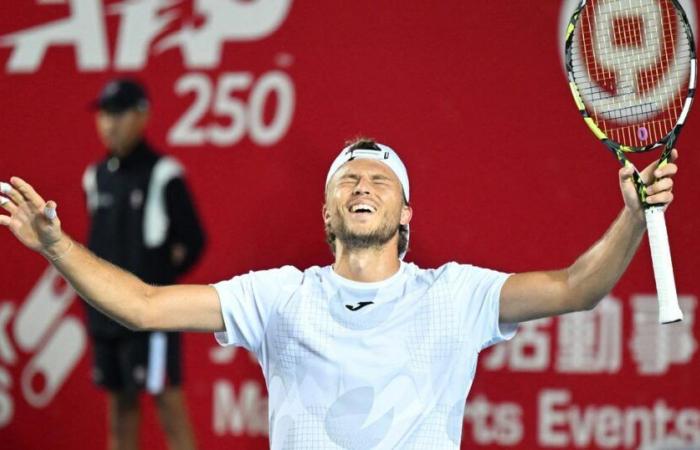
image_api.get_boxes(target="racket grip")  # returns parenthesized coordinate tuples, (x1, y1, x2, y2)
(644, 206, 683, 324)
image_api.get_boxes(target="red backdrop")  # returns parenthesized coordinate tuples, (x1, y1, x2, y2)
(1, 1, 699, 449)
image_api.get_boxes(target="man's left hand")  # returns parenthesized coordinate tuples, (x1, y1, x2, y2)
(619, 148, 678, 220)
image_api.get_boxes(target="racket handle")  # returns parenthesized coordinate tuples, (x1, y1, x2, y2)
(644, 206, 683, 324)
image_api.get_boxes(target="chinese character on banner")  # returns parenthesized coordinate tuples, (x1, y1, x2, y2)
(482, 318, 552, 372)
(630, 295, 697, 375)
(555, 296, 622, 374)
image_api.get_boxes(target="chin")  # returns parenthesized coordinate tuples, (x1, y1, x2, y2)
(346, 222, 379, 235)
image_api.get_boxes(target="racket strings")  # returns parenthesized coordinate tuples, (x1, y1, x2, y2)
(570, 0, 691, 148)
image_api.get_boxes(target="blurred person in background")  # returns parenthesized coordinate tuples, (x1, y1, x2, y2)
(82, 78, 205, 450)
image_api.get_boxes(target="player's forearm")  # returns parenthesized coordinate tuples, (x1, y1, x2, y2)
(565, 207, 646, 310)
(43, 234, 153, 330)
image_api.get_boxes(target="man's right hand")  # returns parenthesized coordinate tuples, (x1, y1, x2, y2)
(0, 177, 67, 258)
(1, 177, 224, 332)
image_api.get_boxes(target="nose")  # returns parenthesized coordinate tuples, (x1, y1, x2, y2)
(98, 115, 118, 134)
(352, 176, 372, 195)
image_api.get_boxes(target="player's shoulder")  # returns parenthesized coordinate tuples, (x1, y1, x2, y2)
(300, 265, 331, 284)
(407, 261, 501, 284)
(214, 266, 304, 297)
(267, 265, 304, 278)
(403, 261, 459, 279)
(247, 265, 305, 285)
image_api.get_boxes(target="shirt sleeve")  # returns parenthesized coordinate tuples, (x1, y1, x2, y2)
(212, 266, 303, 353)
(449, 263, 518, 351)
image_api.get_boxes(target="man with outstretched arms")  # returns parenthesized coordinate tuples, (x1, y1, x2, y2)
(0, 139, 678, 449)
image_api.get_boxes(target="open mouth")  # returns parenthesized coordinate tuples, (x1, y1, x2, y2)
(348, 203, 376, 215)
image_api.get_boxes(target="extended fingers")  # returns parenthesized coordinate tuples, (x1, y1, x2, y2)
(1, 181, 24, 207)
(44, 200, 57, 221)
(3, 179, 59, 223)
(0, 195, 17, 214)
(10, 177, 46, 211)
(0, 195, 11, 226)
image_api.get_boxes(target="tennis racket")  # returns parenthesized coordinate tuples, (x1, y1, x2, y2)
(564, 0, 696, 324)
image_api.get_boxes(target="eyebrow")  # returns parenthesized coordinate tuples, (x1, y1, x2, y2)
(339, 172, 392, 181)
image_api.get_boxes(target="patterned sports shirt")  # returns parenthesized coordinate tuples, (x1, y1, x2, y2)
(214, 261, 517, 449)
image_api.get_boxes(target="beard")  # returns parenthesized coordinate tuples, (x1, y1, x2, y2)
(328, 213, 400, 252)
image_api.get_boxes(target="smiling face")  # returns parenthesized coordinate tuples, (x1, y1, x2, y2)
(324, 159, 412, 255)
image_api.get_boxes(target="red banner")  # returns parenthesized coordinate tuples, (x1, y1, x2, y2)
(1, 1, 699, 449)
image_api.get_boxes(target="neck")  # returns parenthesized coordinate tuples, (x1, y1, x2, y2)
(110, 138, 143, 160)
(332, 239, 401, 282)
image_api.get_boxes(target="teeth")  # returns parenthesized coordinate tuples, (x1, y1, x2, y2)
(351, 204, 375, 212)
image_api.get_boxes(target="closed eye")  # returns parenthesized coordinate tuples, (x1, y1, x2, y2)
(339, 174, 360, 183)
(371, 175, 391, 184)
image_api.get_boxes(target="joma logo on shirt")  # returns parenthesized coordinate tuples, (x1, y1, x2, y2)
(345, 302, 374, 311)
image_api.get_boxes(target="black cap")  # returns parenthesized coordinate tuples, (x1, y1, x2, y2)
(92, 78, 149, 113)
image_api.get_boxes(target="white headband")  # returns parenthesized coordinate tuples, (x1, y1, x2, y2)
(325, 143, 410, 201)
(325, 142, 410, 259)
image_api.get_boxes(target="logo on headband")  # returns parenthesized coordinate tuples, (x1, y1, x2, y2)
(347, 149, 391, 160)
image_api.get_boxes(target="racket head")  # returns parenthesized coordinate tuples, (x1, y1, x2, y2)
(565, 0, 697, 154)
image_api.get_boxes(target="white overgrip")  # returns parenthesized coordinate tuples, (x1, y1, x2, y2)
(645, 206, 683, 324)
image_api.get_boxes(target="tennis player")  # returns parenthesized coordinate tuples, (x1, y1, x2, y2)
(0, 138, 678, 449)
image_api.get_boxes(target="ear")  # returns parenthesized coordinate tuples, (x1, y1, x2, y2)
(400, 204, 413, 226)
(322, 204, 330, 224)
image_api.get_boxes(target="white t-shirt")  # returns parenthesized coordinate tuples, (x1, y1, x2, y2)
(214, 261, 516, 449)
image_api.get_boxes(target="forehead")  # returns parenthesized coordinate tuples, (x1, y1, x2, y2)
(96, 108, 142, 120)
(331, 158, 399, 181)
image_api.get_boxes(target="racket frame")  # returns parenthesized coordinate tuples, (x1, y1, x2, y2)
(564, 0, 697, 324)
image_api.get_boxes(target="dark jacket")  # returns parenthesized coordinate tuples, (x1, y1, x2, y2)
(82, 140, 205, 337)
